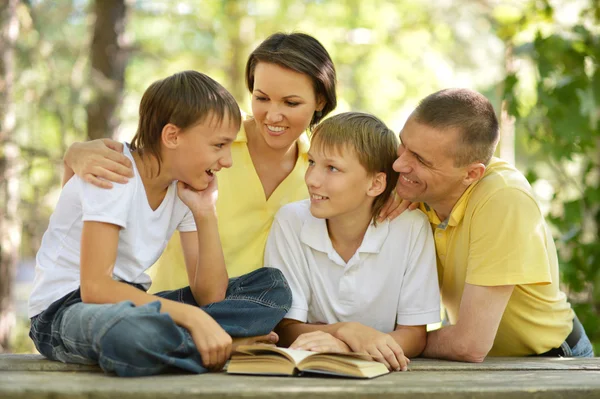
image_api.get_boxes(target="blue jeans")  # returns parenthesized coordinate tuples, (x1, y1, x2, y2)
(29, 267, 292, 377)
(560, 329, 595, 358)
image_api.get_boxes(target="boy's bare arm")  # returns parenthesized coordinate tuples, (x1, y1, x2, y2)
(388, 325, 427, 358)
(80, 220, 232, 369)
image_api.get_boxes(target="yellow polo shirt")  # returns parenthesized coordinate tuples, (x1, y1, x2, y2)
(147, 121, 310, 292)
(421, 158, 574, 356)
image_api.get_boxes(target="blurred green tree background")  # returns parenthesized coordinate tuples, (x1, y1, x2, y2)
(1, 0, 598, 353)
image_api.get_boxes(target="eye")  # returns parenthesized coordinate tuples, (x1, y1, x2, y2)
(307, 159, 315, 166)
(215, 143, 227, 149)
(254, 95, 268, 102)
(328, 165, 339, 172)
(285, 101, 300, 107)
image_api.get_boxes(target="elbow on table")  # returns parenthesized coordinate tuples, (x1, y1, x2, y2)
(454, 339, 491, 363)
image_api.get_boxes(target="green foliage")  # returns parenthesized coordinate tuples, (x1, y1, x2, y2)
(503, 0, 600, 350)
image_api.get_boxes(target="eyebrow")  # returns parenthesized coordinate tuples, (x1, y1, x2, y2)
(216, 136, 235, 143)
(399, 134, 433, 167)
(254, 89, 304, 100)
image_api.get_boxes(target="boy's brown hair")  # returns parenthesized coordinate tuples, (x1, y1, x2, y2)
(130, 70, 241, 173)
(310, 112, 399, 224)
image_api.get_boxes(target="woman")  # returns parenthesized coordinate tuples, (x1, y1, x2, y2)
(65, 32, 402, 292)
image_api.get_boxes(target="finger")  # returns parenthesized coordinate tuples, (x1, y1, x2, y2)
(381, 345, 400, 371)
(290, 331, 323, 348)
(102, 148, 134, 172)
(92, 165, 129, 184)
(408, 202, 420, 211)
(389, 343, 408, 371)
(102, 138, 124, 153)
(83, 174, 113, 189)
(368, 347, 391, 370)
(378, 196, 396, 221)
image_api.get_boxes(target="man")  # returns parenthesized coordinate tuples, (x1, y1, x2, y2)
(393, 88, 593, 361)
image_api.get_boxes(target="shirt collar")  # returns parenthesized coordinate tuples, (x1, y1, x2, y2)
(300, 215, 390, 255)
(421, 182, 478, 230)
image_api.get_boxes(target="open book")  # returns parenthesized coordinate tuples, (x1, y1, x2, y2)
(227, 344, 389, 379)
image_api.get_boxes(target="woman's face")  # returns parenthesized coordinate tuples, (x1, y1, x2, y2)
(250, 62, 322, 151)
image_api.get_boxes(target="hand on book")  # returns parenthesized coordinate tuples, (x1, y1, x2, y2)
(334, 322, 409, 372)
(289, 331, 351, 353)
(187, 308, 233, 371)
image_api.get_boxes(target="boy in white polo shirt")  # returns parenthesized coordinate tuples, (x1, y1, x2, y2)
(265, 112, 440, 372)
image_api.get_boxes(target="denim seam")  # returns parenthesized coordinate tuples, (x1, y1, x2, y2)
(224, 295, 286, 310)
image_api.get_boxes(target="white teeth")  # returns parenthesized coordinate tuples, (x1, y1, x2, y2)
(267, 125, 285, 132)
(206, 169, 213, 176)
(402, 175, 416, 184)
(311, 194, 328, 200)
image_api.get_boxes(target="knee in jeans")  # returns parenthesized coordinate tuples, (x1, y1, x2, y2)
(98, 302, 182, 362)
(264, 268, 293, 310)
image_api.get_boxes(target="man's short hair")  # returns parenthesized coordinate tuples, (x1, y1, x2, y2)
(412, 88, 499, 166)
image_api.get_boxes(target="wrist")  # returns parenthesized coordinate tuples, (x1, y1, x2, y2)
(193, 208, 218, 223)
(64, 142, 80, 165)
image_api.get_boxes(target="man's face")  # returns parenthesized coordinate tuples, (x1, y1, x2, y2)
(393, 118, 469, 211)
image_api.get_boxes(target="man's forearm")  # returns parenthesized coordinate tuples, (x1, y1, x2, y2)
(422, 325, 487, 362)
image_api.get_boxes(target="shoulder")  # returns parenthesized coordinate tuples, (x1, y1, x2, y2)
(471, 158, 536, 203)
(274, 199, 312, 223)
(387, 208, 430, 233)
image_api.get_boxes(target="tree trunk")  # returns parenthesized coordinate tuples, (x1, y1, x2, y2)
(0, 0, 20, 353)
(86, 0, 128, 140)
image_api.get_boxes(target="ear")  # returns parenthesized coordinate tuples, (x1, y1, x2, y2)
(315, 95, 326, 112)
(161, 123, 180, 150)
(463, 163, 486, 186)
(367, 172, 387, 198)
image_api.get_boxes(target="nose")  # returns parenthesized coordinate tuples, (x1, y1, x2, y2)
(393, 146, 411, 173)
(265, 103, 283, 123)
(304, 166, 321, 189)
(220, 147, 233, 169)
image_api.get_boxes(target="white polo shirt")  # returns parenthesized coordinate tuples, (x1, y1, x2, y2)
(265, 200, 440, 333)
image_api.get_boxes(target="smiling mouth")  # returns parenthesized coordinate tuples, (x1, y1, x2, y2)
(401, 174, 418, 184)
(311, 194, 329, 200)
(266, 124, 286, 133)
(206, 169, 215, 176)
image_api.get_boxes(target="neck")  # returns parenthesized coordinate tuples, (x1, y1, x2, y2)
(132, 150, 172, 198)
(326, 204, 374, 260)
(245, 119, 297, 163)
(430, 185, 470, 222)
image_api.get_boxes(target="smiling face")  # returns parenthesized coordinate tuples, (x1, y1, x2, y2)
(305, 142, 381, 222)
(171, 113, 239, 191)
(393, 117, 472, 214)
(251, 62, 323, 151)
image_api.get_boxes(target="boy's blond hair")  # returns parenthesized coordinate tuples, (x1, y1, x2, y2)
(310, 112, 399, 224)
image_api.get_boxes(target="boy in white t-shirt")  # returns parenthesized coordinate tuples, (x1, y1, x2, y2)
(265, 112, 440, 372)
(28, 71, 292, 377)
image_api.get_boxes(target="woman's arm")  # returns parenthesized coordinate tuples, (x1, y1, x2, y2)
(63, 139, 133, 188)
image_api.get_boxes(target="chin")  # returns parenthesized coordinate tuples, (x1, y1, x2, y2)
(309, 206, 330, 220)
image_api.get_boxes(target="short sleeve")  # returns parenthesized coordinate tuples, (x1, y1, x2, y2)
(467, 188, 552, 286)
(264, 214, 311, 322)
(396, 213, 441, 325)
(177, 208, 196, 232)
(79, 178, 133, 228)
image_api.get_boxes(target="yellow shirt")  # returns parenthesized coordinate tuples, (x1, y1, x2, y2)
(421, 158, 574, 356)
(147, 121, 310, 292)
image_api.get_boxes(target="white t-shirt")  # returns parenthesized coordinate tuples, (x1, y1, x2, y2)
(265, 200, 440, 333)
(28, 144, 196, 318)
